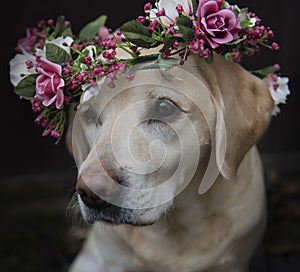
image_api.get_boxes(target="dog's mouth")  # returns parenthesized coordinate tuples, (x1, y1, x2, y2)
(78, 196, 154, 226)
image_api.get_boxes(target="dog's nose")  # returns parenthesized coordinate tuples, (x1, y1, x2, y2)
(76, 176, 110, 209)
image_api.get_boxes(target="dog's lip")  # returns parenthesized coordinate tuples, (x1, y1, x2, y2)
(79, 202, 155, 226)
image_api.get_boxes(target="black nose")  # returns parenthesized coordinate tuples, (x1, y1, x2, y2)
(76, 176, 110, 209)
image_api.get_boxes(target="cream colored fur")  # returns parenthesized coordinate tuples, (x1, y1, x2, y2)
(67, 51, 274, 272)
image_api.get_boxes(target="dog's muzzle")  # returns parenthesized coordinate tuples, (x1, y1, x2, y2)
(76, 176, 153, 226)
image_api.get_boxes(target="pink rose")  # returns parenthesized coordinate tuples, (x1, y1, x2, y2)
(194, 0, 240, 49)
(36, 58, 65, 109)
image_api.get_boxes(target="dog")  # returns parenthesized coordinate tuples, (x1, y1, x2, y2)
(66, 47, 274, 272)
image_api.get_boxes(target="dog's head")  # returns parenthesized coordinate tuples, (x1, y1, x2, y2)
(67, 53, 274, 226)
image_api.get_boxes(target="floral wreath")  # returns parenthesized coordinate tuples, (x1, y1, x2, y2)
(9, 0, 290, 144)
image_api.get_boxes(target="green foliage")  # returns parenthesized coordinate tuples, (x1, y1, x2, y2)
(14, 74, 38, 99)
(45, 44, 71, 64)
(252, 66, 278, 79)
(161, 35, 179, 52)
(192, 0, 199, 16)
(239, 8, 256, 28)
(120, 20, 157, 47)
(176, 15, 194, 41)
(141, 54, 181, 81)
(79, 15, 108, 39)
(53, 16, 73, 38)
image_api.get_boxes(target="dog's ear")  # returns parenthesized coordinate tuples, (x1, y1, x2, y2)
(66, 106, 76, 156)
(200, 56, 274, 182)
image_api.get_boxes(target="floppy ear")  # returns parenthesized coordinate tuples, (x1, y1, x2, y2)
(66, 106, 76, 157)
(200, 55, 274, 181)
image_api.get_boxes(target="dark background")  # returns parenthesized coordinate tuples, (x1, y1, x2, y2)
(1, 1, 299, 271)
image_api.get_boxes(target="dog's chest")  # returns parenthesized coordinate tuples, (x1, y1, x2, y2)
(114, 219, 234, 272)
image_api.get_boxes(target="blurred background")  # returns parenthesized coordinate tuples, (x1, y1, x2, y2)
(1, 0, 299, 271)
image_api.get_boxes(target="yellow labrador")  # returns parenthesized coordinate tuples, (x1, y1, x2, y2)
(66, 51, 274, 272)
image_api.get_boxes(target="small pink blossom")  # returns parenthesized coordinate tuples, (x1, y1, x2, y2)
(272, 42, 280, 51)
(189, 39, 205, 54)
(148, 20, 160, 33)
(47, 19, 55, 26)
(16, 28, 37, 53)
(137, 16, 146, 24)
(156, 8, 166, 17)
(35, 58, 65, 109)
(176, 4, 184, 15)
(98, 26, 110, 41)
(144, 2, 152, 11)
(51, 130, 61, 139)
(194, 0, 241, 49)
(126, 73, 135, 81)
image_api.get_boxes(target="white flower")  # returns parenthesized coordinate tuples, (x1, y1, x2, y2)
(80, 87, 99, 104)
(47, 36, 74, 54)
(268, 76, 291, 116)
(35, 48, 46, 58)
(35, 36, 74, 58)
(152, 0, 193, 26)
(80, 77, 105, 104)
(9, 48, 36, 87)
(83, 45, 97, 59)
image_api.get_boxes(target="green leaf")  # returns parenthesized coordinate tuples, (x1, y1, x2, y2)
(222, 1, 230, 9)
(239, 8, 248, 22)
(225, 52, 232, 61)
(177, 15, 193, 28)
(61, 27, 73, 37)
(158, 57, 181, 71)
(161, 35, 178, 52)
(252, 66, 278, 79)
(45, 43, 71, 64)
(120, 20, 156, 47)
(52, 16, 72, 38)
(226, 35, 247, 45)
(238, 8, 256, 28)
(14, 74, 38, 99)
(177, 15, 194, 41)
(192, 0, 198, 16)
(205, 53, 214, 64)
(178, 25, 194, 41)
(138, 53, 181, 81)
(79, 15, 108, 39)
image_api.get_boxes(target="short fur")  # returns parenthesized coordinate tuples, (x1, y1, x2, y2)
(67, 52, 274, 272)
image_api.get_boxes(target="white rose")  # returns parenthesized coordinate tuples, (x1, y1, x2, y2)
(152, 0, 193, 26)
(35, 36, 74, 58)
(268, 76, 291, 116)
(47, 36, 74, 54)
(9, 49, 36, 87)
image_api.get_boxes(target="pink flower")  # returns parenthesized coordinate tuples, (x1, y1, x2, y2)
(16, 28, 37, 53)
(98, 26, 110, 41)
(194, 0, 241, 49)
(189, 39, 205, 54)
(35, 58, 65, 109)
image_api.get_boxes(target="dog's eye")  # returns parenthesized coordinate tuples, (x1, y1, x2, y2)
(154, 99, 180, 121)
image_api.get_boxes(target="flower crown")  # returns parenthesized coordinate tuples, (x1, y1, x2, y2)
(9, 0, 290, 143)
